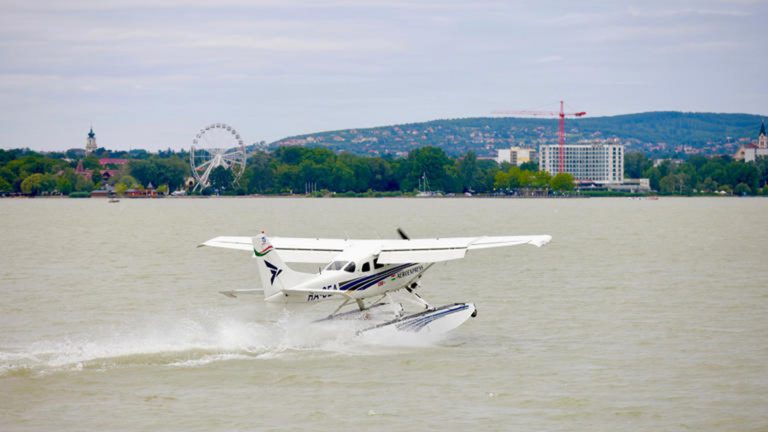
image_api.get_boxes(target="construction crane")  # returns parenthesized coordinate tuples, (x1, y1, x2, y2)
(492, 101, 586, 173)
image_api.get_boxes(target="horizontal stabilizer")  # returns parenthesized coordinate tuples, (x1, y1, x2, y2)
(219, 289, 264, 298)
(282, 287, 348, 298)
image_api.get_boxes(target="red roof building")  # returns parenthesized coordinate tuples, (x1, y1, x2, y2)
(75, 160, 93, 178)
(100, 169, 120, 181)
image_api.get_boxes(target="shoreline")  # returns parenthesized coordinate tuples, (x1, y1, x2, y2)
(1, 194, 759, 200)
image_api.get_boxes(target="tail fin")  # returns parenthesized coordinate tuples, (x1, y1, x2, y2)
(252, 232, 308, 301)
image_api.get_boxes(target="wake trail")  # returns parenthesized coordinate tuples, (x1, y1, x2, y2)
(0, 308, 445, 376)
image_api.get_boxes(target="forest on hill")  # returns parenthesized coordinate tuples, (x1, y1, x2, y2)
(272, 112, 764, 157)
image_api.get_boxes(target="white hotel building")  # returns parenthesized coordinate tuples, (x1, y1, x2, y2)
(538, 142, 624, 184)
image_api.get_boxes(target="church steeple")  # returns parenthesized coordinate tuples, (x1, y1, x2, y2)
(760, 120, 766, 137)
(85, 125, 97, 154)
(759, 120, 767, 150)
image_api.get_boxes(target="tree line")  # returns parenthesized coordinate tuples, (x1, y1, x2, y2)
(0, 146, 576, 196)
(236, 146, 574, 195)
(2, 146, 767, 197)
(0, 148, 190, 196)
(624, 152, 768, 195)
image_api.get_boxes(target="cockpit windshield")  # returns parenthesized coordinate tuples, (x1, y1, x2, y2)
(325, 261, 349, 271)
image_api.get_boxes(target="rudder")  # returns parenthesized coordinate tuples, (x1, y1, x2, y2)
(252, 232, 308, 301)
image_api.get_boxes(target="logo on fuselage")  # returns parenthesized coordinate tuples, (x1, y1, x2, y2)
(264, 261, 282, 285)
(396, 265, 423, 279)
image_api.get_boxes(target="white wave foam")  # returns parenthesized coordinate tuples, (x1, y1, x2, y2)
(0, 308, 447, 375)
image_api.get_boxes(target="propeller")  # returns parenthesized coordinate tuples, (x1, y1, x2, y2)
(397, 227, 410, 240)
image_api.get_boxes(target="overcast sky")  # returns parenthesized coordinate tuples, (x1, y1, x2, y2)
(1, 0, 766, 151)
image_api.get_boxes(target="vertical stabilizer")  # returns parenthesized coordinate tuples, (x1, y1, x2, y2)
(252, 232, 308, 301)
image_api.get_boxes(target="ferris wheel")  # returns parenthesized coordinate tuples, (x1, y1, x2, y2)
(190, 123, 246, 191)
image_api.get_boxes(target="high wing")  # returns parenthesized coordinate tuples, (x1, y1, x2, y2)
(198, 236, 347, 263)
(375, 235, 552, 264)
(199, 235, 551, 264)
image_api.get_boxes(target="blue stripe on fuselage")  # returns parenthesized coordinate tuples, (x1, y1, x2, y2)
(339, 263, 412, 291)
(339, 263, 414, 292)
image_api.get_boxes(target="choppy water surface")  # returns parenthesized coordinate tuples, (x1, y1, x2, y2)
(1, 197, 767, 431)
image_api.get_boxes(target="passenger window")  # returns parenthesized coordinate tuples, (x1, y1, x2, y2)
(373, 258, 385, 269)
(361, 262, 370, 272)
(344, 262, 356, 273)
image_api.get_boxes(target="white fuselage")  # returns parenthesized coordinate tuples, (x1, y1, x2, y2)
(268, 262, 428, 303)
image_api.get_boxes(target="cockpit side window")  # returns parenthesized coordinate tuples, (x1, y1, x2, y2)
(325, 261, 348, 271)
(361, 262, 370, 272)
(373, 257, 385, 269)
(344, 262, 356, 273)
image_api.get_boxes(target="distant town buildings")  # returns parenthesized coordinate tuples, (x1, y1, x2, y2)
(85, 127, 97, 154)
(98, 157, 128, 182)
(74, 127, 130, 185)
(733, 120, 768, 162)
(496, 146, 535, 166)
(538, 141, 624, 184)
(75, 159, 93, 179)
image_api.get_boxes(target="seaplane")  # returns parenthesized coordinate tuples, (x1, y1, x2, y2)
(199, 229, 551, 335)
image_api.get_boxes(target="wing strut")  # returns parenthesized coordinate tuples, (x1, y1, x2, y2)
(328, 298, 351, 317)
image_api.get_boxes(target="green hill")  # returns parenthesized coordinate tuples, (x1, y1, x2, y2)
(271, 112, 765, 157)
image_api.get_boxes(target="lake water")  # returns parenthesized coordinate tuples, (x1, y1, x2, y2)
(1, 197, 767, 431)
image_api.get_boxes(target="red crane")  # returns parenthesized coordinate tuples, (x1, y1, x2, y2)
(493, 100, 586, 173)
